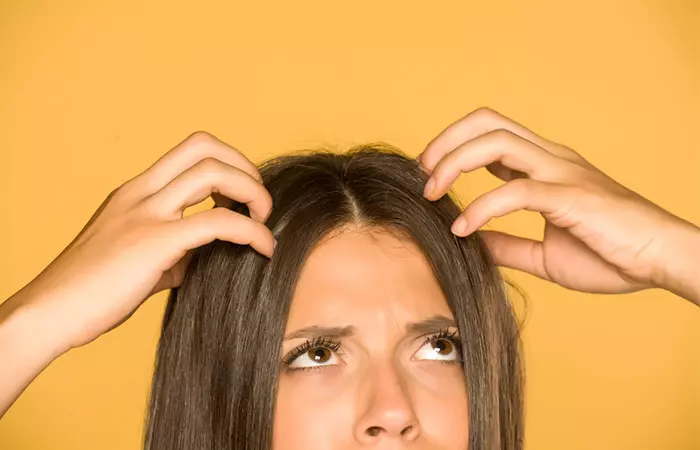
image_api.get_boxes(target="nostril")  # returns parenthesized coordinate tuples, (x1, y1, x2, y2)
(367, 426, 381, 436)
(365, 425, 416, 438)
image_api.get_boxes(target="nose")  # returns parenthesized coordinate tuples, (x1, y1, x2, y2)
(353, 361, 421, 443)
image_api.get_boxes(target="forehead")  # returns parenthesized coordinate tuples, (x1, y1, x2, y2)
(286, 228, 453, 331)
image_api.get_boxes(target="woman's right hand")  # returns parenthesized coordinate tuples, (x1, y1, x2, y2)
(417, 107, 700, 305)
(9, 131, 276, 353)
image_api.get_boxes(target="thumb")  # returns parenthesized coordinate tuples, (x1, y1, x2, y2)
(477, 230, 551, 282)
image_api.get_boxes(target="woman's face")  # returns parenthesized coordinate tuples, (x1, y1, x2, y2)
(273, 229, 469, 449)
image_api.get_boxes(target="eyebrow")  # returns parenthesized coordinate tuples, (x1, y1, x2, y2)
(282, 314, 457, 341)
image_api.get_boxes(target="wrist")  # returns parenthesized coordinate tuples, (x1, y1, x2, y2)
(0, 292, 73, 417)
(1, 290, 73, 361)
(653, 219, 700, 307)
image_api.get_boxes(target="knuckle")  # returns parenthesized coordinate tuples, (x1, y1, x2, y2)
(473, 106, 498, 121)
(481, 130, 520, 157)
(102, 185, 135, 212)
(564, 162, 603, 189)
(508, 177, 533, 193)
(192, 156, 223, 178)
(108, 185, 128, 202)
(570, 183, 590, 198)
(185, 130, 218, 149)
(198, 155, 221, 170)
(556, 143, 585, 159)
(132, 197, 167, 221)
(210, 205, 235, 222)
(562, 160, 588, 180)
(488, 128, 517, 143)
(126, 225, 162, 252)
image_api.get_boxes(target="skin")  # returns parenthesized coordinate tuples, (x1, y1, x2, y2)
(418, 107, 700, 300)
(0, 106, 699, 428)
(273, 229, 469, 448)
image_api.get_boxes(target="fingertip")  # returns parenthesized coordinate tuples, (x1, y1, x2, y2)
(423, 178, 436, 198)
(451, 216, 469, 236)
(265, 237, 277, 259)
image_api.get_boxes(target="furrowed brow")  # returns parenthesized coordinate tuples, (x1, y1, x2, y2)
(283, 325, 356, 341)
(283, 315, 457, 341)
(405, 315, 458, 336)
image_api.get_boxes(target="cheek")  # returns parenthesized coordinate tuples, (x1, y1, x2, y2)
(272, 368, 354, 450)
(411, 363, 470, 446)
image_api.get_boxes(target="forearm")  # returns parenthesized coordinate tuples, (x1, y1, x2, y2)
(0, 290, 69, 418)
(655, 219, 700, 307)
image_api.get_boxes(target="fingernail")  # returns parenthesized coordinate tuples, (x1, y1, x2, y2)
(423, 178, 435, 197)
(451, 216, 468, 236)
(415, 152, 422, 161)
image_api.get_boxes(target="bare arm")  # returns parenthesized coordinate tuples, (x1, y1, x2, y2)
(0, 290, 69, 418)
(0, 131, 276, 419)
(653, 218, 700, 307)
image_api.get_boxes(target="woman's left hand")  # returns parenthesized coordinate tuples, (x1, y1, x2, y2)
(417, 107, 700, 305)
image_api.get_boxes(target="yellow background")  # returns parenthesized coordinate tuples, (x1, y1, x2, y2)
(1, 1, 698, 449)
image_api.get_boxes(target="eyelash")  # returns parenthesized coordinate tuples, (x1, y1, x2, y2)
(281, 328, 462, 373)
(281, 336, 345, 372)
(422, 328, 462, 365)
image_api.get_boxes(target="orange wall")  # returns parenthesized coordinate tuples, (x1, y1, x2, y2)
(0, 1, 698, 449)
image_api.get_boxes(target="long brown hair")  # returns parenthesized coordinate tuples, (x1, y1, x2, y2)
(143, 142, 526, 450)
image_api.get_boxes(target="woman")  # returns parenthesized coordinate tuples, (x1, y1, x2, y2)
(144, 140, 523, 450)
(1, 107, 698, 449)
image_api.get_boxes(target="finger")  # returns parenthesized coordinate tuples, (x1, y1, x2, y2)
(424, 129, 571, 201)
(477, 230, 551, 282)
(143, 157, 273, 223)
(164, 206, 276, 259)
(122, 131, 263, 203)
(451, 178, 572, 236)
(419, 107, 586, 170)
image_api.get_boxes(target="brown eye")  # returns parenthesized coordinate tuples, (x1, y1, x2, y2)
(431, 339, 453, 355)
(414, 332, 461, 362)
(308, 347, 331, 363)
(285, 339, 343, 370)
